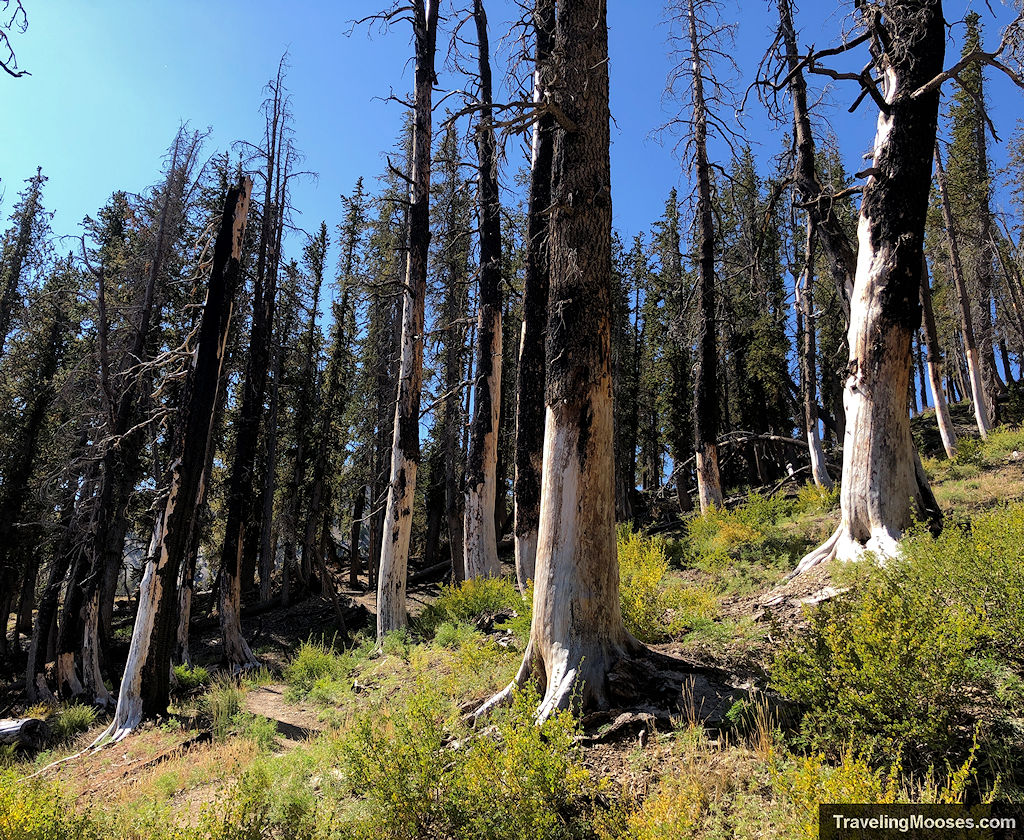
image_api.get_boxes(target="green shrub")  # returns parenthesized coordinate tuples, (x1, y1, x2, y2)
(433, 621, 480, 649)
(0, 769, 100, 840)
(173, 664, 211, 694)
(49, 704, 98, 743)
(339, 683, 597, 840)
(231, 712, 279, 752)
(794, 481, 840, 515)
(204, 675, 244, 740)
(772, 560, 979, 764)
(415, 576, 524, 639)
(954, 436, 985, 466)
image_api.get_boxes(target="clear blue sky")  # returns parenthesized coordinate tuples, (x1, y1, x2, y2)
(1, 1, 1020, 262)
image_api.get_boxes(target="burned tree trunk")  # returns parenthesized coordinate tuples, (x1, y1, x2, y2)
(464, 0, 503, 580)
(101, 179, 252, 740)
(513, 0, 555, 592)
(376, 0, 439, 637)
(478, 0, 639, 720)
(688, 0, 723, 512)
(792, 0, 944, 575)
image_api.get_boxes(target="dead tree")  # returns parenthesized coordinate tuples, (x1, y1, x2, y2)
(920, 257, 958, 458)
(101, 178, 252, 741)
(513, 0, 555, 592)
(792, 0, 946, 575)
(375, 0, 439, 637)
(478, 0, 641, 720)
(464, 0, 503, 580)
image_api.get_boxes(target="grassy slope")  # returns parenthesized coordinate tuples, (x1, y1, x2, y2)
(3, 417, 1023, 840)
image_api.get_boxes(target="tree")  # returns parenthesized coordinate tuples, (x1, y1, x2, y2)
(463, 0, 503, 580)
(479, 0, 638, 719)
(100, 178, 252, 741)
(513, 0, 555, 591)
(375, 0, 439, 638)
(0, 167, 51, 358)
(791, 0, 945, 575)
(218, 60, 292, 668)
(666, 0, 730, 512)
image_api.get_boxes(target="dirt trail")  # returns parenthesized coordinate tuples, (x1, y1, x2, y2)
(244, 683, 323, 743)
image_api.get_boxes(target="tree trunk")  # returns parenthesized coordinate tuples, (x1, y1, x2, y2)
(464, 0, 503, 581)
(934, 142, 990, 437)
(689, 0, 723, 512)
(100, 178, 252, 740)
(920, 259, 958, 458)
(478, 0, 638, 720)
(797, 218, 834, 489)
(513, 0, 555, 593)
(376, 0, 438, 638)
(792, 2, 944, 576)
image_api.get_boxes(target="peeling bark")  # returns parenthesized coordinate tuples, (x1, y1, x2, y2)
(792, 0, 944, 576)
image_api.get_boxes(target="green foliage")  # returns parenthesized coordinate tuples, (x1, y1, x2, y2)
(793, 482, 840, 515)
(48, 704, 98, 743)
(954, 436, 985, 466)
(283, 636, 374, 703)
(230, 712, 279, 752)
(773, 503, 1024, 768)
(0, 769, 101, 840)
(204, 676, 244, 740)
(340, 683, 597, 840)
(415, 577, 525, 640)
(173, 664, 211, 694)
(683, 492, 805, 590)
(617, 525, 717, 642)
(432, 621, 480, 650)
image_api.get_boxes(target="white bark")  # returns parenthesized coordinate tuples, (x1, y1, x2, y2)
(464, 326, 502, 580)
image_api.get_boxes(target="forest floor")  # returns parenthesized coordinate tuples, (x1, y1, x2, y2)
(3, 406, 1024, 839)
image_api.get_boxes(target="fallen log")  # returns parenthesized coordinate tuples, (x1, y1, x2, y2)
(0, 718, 50, 750)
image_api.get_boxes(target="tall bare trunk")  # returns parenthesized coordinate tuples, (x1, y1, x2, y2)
(920, 259, 958, 458)
(513, 0, 555, 593)
(797, 219, 834, 489)
(934, 142, 990, 437)
(376, 0, 438, 638)
(793, 0, 944, 575)
(464, 0, 503, 580)
(689, 0, 723, 512)
(478, 0, 637, 720)
(101, 179, 252, 740)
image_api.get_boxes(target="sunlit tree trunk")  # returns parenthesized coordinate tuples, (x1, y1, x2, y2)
(478, 0, 638, 720)
(376, 0, 439, 637)
(793, 0, 944, 575)
(920, 259, 958, 458)
(464, 0, 503, 580)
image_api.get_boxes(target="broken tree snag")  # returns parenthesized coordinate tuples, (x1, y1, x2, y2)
(101, 179, 252, 742)
(686, 0, 724, 513)
(791, 0, 944, 577)
(921, 258, 958, 459)
(463, 0, 503, 581)
(934, 141, 991, 438)
(796, 220, 834, 489)
(477, 0, 640, 722)
(513, 0, 555, 594)
(376, 0, 439, 639)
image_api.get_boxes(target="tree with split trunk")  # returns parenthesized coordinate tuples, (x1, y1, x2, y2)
(375, 0, 439, 638)
(463, 0, 503, 580)
(478, 0, 641, 720)
(513, 0, 554, 592)
(791, 0, 947, 576)
(100, 178, 252, 741)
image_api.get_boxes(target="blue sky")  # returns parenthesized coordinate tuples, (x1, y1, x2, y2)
(1, 1, 1020, 262)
